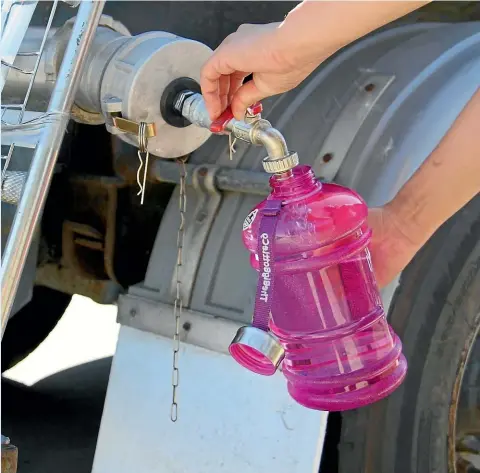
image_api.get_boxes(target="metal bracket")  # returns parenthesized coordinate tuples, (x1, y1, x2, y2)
(101, 95, 156, 138)
(118, 293, 242, 355)
(314, 74, 395, 181)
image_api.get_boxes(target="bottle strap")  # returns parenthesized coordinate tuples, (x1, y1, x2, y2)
(252, 199, 282, 332)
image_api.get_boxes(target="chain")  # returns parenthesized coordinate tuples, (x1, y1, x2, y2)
(171, 156, 187, 422)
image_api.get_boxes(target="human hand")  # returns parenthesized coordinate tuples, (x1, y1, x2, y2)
(367, 205, 422, 289)
(200, 1, 429, 121)
(200, 22, 328, 121)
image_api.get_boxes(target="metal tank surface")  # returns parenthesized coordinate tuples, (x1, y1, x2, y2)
(93, 22, 480, 473)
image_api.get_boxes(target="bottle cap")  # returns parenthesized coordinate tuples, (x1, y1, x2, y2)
(262, 152, 299, 174)
(229, 326, 285, 376)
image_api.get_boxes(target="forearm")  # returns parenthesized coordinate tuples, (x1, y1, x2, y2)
(388, 87, 480, 247)
(278, 1, 430, 64)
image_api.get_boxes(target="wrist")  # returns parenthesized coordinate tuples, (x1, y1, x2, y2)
(385, 194, 431, 250)
(278, 1, 431, 67)
(277, 4, 345, 67)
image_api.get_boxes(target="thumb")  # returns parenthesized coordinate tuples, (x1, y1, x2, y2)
(230, 80, 268, 121)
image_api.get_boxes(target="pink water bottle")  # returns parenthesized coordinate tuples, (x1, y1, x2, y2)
(230, 154, 407, 411)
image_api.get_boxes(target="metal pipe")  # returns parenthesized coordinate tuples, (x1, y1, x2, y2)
(179, 93, 212, 129)
(153, 160, 271, 196)
(250, 122, 289, 160)
(214, 167, 271, 195)
(1, 0, 105, 337)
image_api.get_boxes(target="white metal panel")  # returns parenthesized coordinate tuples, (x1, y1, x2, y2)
(92, 326, 327, 473)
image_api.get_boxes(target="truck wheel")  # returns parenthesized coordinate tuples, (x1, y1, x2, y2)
(1, 287, 72, 372)
(338, 196, 480, 473)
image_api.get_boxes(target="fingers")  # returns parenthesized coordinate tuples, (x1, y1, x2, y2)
(201, 62, 250, 119)
(201, 22, 284, 120)
(219, 72, 250, 112)
(202, 74, 262, 122)
(200, 70, 222, 121)
(200, 53, 236, 119)
(230, 80, 268, 120)
(201, 25, 260, 119)
(218, 75, 230, 113)
(229, 72, 249, 104)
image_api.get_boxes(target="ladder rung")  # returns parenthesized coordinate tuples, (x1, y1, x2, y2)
(1, 131, 41, 150)
(1, 111, 52, 149)
(1, 59, 34, 75)
(2, 109, 42, 123)
(16, 51, 40, 57)
(2, 104, 24, 111)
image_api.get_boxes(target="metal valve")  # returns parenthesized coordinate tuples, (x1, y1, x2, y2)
(209, 102, 263, 133)
(174, 93, 298, 174)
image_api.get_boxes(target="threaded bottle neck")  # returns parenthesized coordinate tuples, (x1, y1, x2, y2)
(270, 165, 320, 199)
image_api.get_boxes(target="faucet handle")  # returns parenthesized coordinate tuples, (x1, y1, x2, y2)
(210, 107, 234, 134)
(246, 102, 263, 121)
(210, 102, 263, 134)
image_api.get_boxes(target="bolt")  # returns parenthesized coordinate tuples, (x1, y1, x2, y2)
(196, 211, 207, 223)
(198, 167, 208, 177)
(130, 308, 137, 318)
(182, 322, 191, 331)
(364, 83, 375, 92)
(322, 153, 334, 163)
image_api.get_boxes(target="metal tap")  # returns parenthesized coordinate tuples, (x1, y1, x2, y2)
(174, 92, 299, 174)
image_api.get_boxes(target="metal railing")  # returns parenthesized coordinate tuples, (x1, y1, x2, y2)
(1, 0, 57, 191)
(1, 0, 106, 337)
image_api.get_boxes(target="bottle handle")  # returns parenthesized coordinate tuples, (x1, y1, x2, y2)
(251, 199, 282, 331)
(229, 199, 285, 376)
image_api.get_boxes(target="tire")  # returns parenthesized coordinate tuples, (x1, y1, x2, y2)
(456, 336, 480, 471)
(1, 286, 72, 372)
(338, 195, 480, 473)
